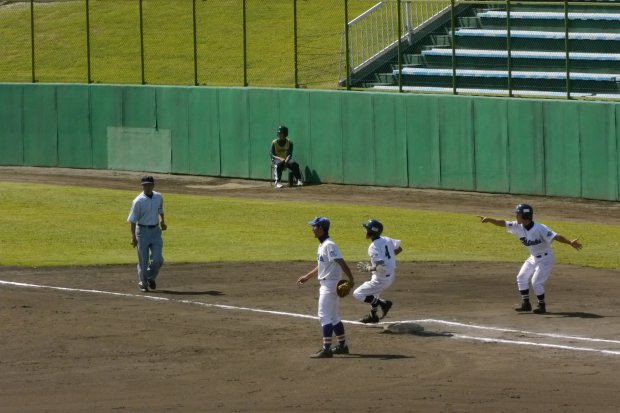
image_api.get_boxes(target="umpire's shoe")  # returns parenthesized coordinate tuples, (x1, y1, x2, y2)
(533, 303, 547, 314)
(379, 300, 393, 319)
(332, 345, 350, 355)
(147, 279, 157, 290)
(311, 348, 333, 358)
(360, 313, 380, 324)
(138, 282, 148, 292)
(514, 301, 532, 312)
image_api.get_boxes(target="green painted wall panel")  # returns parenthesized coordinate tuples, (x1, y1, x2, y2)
(543, 101, 581, 197)
(122, 86, 156, 128)
(439, 96, 475, 190)
(342, 92, 374, 185)
(473, 98, 509, 193)
(90, 86, 123, 169)
(579, 104, 617, 200)
(218, 88, 249, 178)
(188, 88, 220, 176)
(308, 91, 343, 184)
(157, 87, 190, 174)
(0, 85, 23, 165)
(406, 94, 440, 188)
(6, 84, 620, 201)
(22, 84, 57, 166)
(507, 99, 545, 195)
(57, 85, 92, 168)
(248, 88, 280, 179)
(372, 93, 408, 187)
(278, 89, 312, 182)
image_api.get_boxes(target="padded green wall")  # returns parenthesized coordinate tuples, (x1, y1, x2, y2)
(2, 83, 620, 201)
(0, 85, 23, 165)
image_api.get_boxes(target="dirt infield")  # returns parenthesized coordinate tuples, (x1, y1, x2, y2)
(1, 167, 620, 412)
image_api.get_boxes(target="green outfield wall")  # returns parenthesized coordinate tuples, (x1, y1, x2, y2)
(1, 84, 619, 200)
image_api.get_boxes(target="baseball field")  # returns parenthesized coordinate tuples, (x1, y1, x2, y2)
(1, 166, 619, 412)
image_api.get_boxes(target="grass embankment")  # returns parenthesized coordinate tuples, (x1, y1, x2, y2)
(1, 182, 618, 269)
(0, 0, 376, 87)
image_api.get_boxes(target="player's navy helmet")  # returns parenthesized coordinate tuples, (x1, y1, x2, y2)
(362, 219, 383, 237)
(308, 216, 330, 231)
(277, 125, 288, 137)
(514, 203, 534, 219)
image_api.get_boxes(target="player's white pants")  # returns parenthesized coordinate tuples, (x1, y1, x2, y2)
(516, 254, 554, 296)
(353, 273, 395, 302)
(318, 279, 341, 326)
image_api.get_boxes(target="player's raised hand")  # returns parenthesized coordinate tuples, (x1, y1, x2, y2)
(570, 238, 583, 250)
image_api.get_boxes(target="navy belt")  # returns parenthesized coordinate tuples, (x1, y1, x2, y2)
(138, 224, 158, 228)
(534, 253, 548, 259)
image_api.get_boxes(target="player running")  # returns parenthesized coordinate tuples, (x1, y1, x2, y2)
(479, 204, 582, 314)
(354, 219, 402, 323)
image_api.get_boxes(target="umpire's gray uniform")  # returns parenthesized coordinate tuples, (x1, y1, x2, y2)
(128, 176, 165, 292)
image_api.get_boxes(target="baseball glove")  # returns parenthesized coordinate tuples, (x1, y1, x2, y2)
(337, 279, 352, 298)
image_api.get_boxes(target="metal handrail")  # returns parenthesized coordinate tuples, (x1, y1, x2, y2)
(340, 0, 452, 80)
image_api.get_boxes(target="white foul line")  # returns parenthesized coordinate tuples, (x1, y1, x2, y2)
(2, 280, 619, 357)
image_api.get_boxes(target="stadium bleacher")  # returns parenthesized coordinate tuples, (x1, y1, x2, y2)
(362, 2, 620, 98)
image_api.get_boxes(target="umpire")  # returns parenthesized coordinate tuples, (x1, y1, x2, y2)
(128, 175, 167, 292)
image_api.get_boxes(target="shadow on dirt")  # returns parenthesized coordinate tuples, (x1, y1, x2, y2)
(156, 290, 224, 296)
(546, 311, 604, 319)
(346, 354, 413, 360)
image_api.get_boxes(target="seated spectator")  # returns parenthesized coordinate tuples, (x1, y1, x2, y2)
(270, 125, 303, 188)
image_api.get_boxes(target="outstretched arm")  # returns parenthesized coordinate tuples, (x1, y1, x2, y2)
(478, 216, 507, 227)
(554, 234, 582, 250)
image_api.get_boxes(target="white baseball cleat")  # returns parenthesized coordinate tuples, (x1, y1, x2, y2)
(296, 180, 303, 187)
(275, 182, 283, 188)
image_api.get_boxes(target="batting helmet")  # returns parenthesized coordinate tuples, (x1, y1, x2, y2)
(362, 219, 383, 237)
(308, 216, 330, 231)
(514, 203, 534, 220)
(277, 125, 288, 137)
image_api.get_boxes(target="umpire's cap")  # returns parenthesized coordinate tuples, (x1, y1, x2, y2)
(140, 175, 155, 185)
(277, 125, 288, 137)
(363, 219, 383, 237)
(514, 203, 533, 219)
(308, 216, 330, 231)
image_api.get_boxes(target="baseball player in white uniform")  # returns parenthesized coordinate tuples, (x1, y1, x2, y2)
(128, 175, 167, 292)
(479, 204, 582, 314)
(354, 219, 402, 323)
(297, 217, 355, 358)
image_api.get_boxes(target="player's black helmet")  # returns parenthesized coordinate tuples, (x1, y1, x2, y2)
(514, 203, 533, 220)
(277, 125, 288, 137)
(308, 216, 330, 231)
(362, 219, 383, 237)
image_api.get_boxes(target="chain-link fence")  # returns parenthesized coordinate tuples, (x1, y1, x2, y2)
(0, 0, 618, 100)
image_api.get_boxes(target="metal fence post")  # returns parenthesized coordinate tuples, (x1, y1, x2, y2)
(451, 0, 456, 94)
(86, 0, 92, 83)
(193, 0, 198, 86)
(139, 0, 145, 84)
(243, 0, 248, 87)
(507, 0, 512, 96)
(565, 0, 571, 99)
(294, 0, 298, 88)
(397, 0, 402, 93)
(344, 0, 350, 90)
(30, 0, 35, 83)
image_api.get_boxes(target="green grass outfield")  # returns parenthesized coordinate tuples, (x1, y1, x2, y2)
(1, 182, 618, 269)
